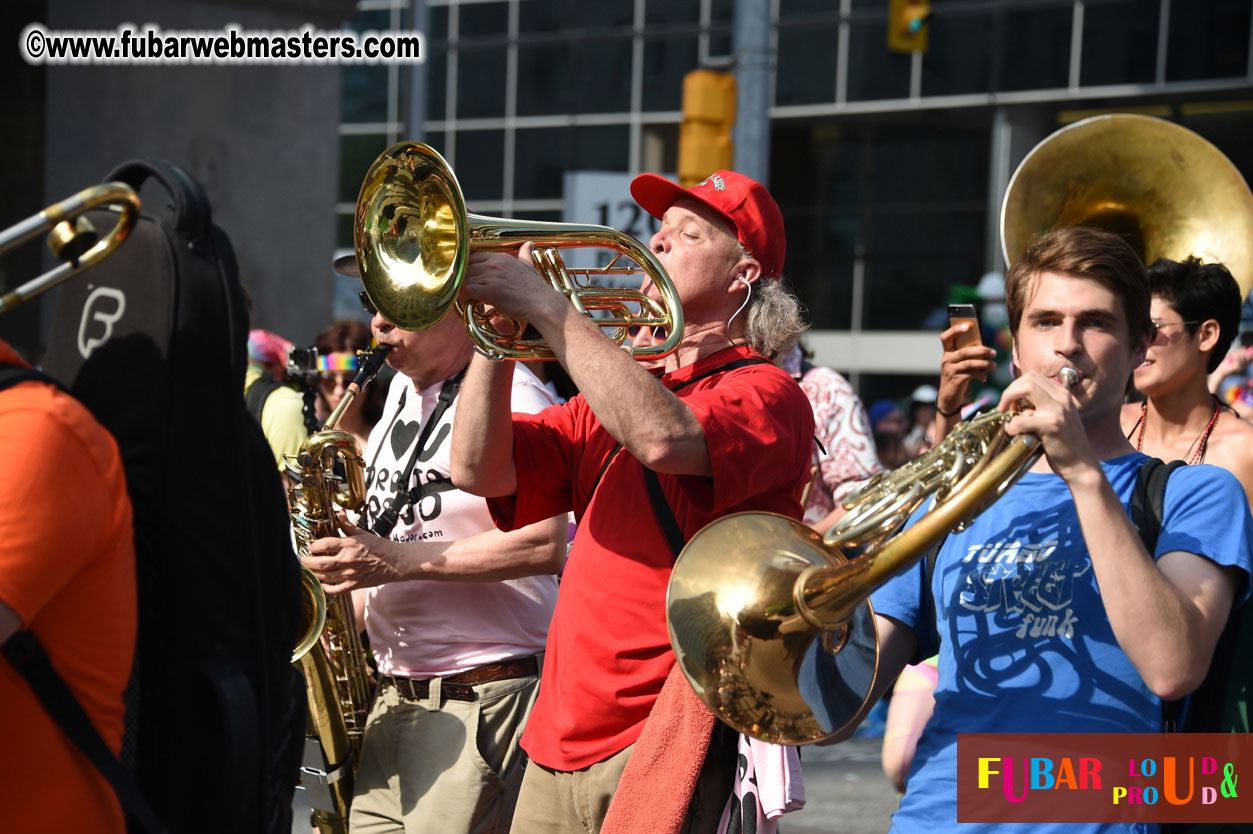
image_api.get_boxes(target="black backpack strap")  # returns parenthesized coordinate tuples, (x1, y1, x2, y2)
(0, 364, 66, 395)
(371, 369, 466, 537)
(244, 370, 284, 425)
(920, 531, 947, 659)
(1, 366, 166, 831)
(2, 632, 169, 834)
(1129, 457, 1189, 731)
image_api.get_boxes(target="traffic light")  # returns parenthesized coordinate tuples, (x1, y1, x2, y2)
(678, 69, 736, 187)
(887, 0, 930, 54)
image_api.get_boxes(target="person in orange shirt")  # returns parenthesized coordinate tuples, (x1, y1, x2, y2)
(0, 338, 137, 833)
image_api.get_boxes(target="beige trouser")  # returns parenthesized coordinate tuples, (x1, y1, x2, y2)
(348, 670, 540, 834)
(509, 723, 737, 834)
(507, 744, 635, 834)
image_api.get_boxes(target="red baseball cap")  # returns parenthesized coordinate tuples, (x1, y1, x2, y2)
(630, 171, 786, 279)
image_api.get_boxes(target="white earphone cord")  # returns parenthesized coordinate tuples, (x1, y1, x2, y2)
(726, 276, 751, 332)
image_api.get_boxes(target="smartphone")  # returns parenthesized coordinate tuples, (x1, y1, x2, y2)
(947, 304, 983, 349)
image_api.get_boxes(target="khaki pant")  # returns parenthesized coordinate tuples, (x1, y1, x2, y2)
(509, 723, 737, 834)
(508, 744, 635, 834)
(349, 670, 540, 834)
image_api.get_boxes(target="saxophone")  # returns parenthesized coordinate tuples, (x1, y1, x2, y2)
(289, 344, 391, 834)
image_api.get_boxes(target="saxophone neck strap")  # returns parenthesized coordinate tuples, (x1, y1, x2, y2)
(370, 367, 467, 537)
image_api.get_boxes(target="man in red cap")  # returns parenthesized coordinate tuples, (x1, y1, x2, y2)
(451, 170, 815, 834)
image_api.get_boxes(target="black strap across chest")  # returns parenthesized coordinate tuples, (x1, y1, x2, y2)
(590, 356, 770, 558)
(370, 368, 466, 537)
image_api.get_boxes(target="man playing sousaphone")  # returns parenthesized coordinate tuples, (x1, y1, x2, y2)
(856, 226, 1252, 833)
(451, 170, 815, 834)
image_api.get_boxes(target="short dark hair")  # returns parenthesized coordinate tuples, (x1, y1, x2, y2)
(1005, 226, 1152, 347)
(1147, 256, 1243, 373)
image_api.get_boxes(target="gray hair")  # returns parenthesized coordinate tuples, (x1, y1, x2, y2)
(744, 276, 808, 360)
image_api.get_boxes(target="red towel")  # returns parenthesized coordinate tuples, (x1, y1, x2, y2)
(601, 662, 717, 834)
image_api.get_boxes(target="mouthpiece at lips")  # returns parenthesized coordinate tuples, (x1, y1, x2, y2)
(1059, 367, 1079, 389)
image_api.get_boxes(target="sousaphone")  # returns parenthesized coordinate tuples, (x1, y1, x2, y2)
(1002, 113, 1253, 297)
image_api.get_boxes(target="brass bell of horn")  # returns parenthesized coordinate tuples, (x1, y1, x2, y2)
(353, 141, 685, 361)
(1001, 113, 1253, 298)
(668, 407, 1047, 744)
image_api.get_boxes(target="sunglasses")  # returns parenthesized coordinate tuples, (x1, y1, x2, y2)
(1151, 319, 1200, 338)
(359, 291, 377, 316)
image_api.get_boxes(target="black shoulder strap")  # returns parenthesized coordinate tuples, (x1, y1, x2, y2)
(0, 364, 66, 395)
(370, 369, 466, 537)
(921, 531, 946, 658)
(629, 357, 772, 559)
(244, 370, 283, 424)
(2, 632, 168, 834)
(588, 356, 771, 500)
(1130, 457, 1186, 556)
(1129, 457, 1189, 731)
(643, 466, 687, 559)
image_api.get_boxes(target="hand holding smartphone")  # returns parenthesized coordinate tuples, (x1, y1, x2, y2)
(947, 304, 983, 350)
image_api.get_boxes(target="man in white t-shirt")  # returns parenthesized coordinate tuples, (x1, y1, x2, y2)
(303, 298, 567, 834)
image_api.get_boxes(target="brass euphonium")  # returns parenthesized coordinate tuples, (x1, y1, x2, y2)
(289, 344, 392, 834)
(352, 141, 684, 360)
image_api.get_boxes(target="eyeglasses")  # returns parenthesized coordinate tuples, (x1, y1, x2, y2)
(1151, 319, 1200, 336)
(359, 291, 377, 316)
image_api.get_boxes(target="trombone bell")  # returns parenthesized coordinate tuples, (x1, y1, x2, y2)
(1, 183, 141, 314)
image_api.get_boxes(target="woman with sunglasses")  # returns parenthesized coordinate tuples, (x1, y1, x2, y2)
(314, 318, 388, 450)
(1121, 256, 1253, 510)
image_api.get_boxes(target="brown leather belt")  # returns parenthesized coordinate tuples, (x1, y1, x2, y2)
(383, 656, 539, 703)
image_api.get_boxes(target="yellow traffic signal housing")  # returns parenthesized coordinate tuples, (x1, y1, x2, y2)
(678, 69, 736, 187)
(888, 0, 930, 54)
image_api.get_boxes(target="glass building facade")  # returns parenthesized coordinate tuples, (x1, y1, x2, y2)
(338, 0, 1253, 400)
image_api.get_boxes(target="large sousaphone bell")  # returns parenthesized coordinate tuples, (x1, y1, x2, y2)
(1002, 113, 1253, 297)
(668, 113, 1253, 746)
(353, 141, 684, 360)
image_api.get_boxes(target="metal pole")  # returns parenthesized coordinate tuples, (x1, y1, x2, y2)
(732, 0, 773, 184)
(409, 0, 427, 142)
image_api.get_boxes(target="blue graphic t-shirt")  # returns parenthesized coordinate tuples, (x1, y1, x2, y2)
(870, 452, 1252, 834)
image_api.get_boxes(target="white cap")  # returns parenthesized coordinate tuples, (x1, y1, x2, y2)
(911, 384, 939, 403)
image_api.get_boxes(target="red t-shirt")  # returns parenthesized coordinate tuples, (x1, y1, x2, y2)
(488, 346, 815, 770)
(0, 341, 136, 832)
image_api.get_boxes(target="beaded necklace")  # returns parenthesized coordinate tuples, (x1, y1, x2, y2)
(1135, 394, 1221, 465)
